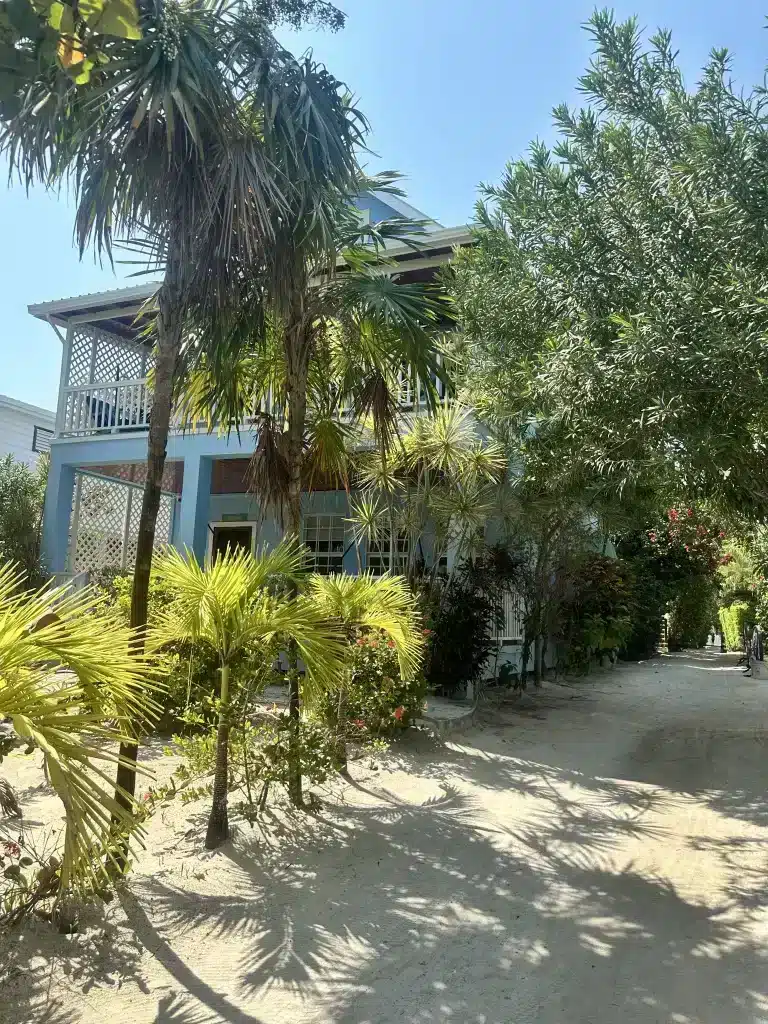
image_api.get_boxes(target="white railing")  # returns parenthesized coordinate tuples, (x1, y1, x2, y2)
(59, 379, 152, 436)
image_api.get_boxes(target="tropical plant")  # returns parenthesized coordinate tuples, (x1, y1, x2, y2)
(0, 563, 156, 917)
(558, 554, 633, 674)
(306, 572, 425, 770)
(668, 575, 718, 651)
(179, 175, 448, 804)
(0, 453, 47, 587)
(2, 0, 367, 830)
(453, 9, 768, 518)
(719, 601, 752, 653)
(349, 404, 507, 587)
(149, 541, 345, 847)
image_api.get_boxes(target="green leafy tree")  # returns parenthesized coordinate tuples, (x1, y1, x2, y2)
(0, 454, 47, 586)
(453, 9, 768, 516)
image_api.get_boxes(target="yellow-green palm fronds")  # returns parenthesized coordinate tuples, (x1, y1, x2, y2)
(0, 564, 159, 890)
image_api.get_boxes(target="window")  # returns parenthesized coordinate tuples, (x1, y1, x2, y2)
(32, 426, 54, 454)
(367, 530, 409, 576)
(303, 514, 345, 574)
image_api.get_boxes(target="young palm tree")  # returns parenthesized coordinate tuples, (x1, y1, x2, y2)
(2, 2, 365, 824)
(150, 541, 345, 848)
(305, 572, 424, 771)
(0, 564, 157, 894)
(175, 175, 449, 804)
(350, 404, 508, 587)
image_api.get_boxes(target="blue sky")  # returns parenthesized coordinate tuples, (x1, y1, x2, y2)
(2, 0, 767, 410)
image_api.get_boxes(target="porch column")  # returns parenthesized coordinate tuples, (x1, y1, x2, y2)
(41, 457, 76, 574)
(177, 454, 212, 563)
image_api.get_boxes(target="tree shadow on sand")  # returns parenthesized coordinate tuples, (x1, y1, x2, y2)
(115, 756, 767, 1024)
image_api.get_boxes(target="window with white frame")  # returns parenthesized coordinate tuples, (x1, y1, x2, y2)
(367, 529, 409, 576)
(303, 514, 345, 574)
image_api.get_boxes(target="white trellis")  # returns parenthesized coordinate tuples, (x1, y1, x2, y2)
(58, 324, 154, 436)
(68, 472, 174, 574)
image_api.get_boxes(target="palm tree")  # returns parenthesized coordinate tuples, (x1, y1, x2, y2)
(149, 541, 345, 848)
(305, 572, 424, 771)
(350, 404, 508, 588)
(2, 1, 366, 826)
(175, 175, 450, 804)
(0, 563, 156, 903)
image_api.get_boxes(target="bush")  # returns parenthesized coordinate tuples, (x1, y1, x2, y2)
(718, 601, 752, 652)
(622, 560, 668, 660)
(559, 554, 634, 673)
(424, 548, 523, 696)
(668, 575, 718, 650)
(94, 570, 281, 731)
(0, 454, 47, 586)
(316, 627, 427, 735)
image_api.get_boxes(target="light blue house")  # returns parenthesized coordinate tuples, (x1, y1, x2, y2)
(32, 192, 473, 587)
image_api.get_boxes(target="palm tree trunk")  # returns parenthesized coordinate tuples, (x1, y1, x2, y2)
(285, 318, 310, 807)
(111, 268, 182, 868)
(206, 664, 231, 849)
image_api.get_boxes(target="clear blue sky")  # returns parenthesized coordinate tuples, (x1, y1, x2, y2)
(2, 0, 766, 411)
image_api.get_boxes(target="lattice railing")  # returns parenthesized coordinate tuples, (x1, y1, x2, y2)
(69, 472, 174, 574)
(58, 324, 154, 437)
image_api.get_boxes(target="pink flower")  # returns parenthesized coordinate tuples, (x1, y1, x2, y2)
(386, 639, 396, 649)
(393, 706, 405, 721)
(352, 719, 366, 729)
(648, 531, 657, 543)
(687, 508, 693, 517)
(369, 639, 379, 649)
(422, 628, 433, 637)
(668, 508, 679, 522)
(356, 638, 366, 646)
(684, 544, 690, 552)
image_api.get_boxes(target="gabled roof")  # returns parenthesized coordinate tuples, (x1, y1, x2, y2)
(0, 393, 55, 420)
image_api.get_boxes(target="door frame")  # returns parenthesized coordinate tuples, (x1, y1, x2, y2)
(206, 521, 257, 561)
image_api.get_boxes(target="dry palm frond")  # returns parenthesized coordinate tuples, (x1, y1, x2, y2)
(246, 416, 291, 526)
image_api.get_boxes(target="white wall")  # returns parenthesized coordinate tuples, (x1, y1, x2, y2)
(0, 396, 55, 467)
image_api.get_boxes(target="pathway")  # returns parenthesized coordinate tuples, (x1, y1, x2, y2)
(4, 652, 768, 1023)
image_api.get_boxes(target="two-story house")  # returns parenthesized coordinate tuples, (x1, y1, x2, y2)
(31, 193, 472, 584)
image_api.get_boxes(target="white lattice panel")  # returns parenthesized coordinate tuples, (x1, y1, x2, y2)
(70, 473, 174, 573)
(67, 325, 152, 388)
(491, 589, 525, 643)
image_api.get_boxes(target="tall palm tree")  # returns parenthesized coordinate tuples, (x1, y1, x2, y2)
(175, 176, 450, 803)
(149, 541, 345, 847)
(0, 563, 157, 898)
(2, 1, 366, 827)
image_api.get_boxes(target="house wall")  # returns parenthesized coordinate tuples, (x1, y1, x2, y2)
(0, 396, 55, 467)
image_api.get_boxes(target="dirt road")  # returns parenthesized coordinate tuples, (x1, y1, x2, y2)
(4, 652, 768, 1023)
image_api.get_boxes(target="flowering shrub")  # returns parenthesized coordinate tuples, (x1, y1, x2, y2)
(317, 628, 427, 736)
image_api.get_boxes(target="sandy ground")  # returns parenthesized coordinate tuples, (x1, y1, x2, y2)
(2, 650, 768, 1024)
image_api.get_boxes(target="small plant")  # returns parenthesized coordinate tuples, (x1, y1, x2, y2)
(559, 554, 633, 673)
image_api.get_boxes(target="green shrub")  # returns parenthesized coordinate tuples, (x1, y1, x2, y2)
(668, 575, 718, 650)
(316, 627, 427, 735)
(0, 454, 47, 587)
(718, 601, 751, 652)
(560, 554, 634, 672)
(622, 560, 668, 660)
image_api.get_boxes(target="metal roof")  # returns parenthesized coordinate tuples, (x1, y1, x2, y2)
(27, 226, 472, 338)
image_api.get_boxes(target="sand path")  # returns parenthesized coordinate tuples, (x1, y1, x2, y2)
(2, 651, 768, 1023)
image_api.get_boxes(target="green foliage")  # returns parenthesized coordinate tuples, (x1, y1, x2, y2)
(620, 555, 668, 660)
(718, 601, 752, 653)
(559, 554, 633, 673)
(167, 713, 337, 798)
(0, 453, 47, 587)
(717, 541, 756, 605)
(668, 576, 718, 651)
(0, 563, 158, 899)
(316, 628, 427, 735)
(454, 10, 768, 517)
(424, 547, 523, 696)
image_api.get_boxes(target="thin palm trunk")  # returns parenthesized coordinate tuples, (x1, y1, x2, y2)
(206, 664, 231, 848)
(112, 268, 182, 868)
(285, 316, 310, 807)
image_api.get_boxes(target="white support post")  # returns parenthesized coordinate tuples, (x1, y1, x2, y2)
(55, 323, 74, 436)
